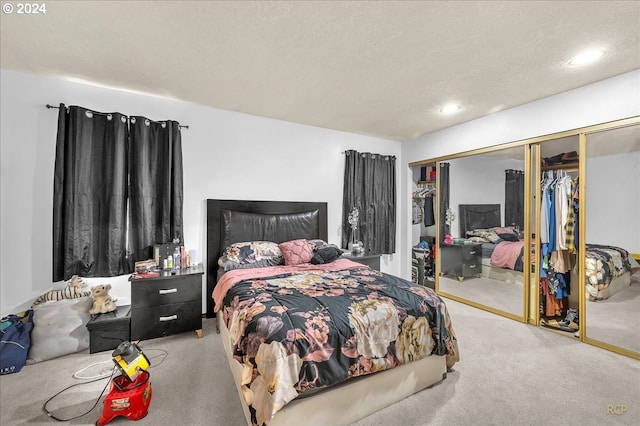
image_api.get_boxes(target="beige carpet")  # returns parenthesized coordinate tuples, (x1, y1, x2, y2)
(439, 274, 525, 317)
(1, 298, 639, 426)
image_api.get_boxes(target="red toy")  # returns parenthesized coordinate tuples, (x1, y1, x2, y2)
(96, 370, 152, 426)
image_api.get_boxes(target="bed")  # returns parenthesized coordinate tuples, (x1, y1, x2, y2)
(206, 199, 459, 426)
(580, 244, 636, 301)
(458, 204, 525, 283)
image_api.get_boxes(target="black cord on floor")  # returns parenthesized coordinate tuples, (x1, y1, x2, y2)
(41, 340, 167, 421)
(42, 366, 116, 421)
(143, 348, 168, 368)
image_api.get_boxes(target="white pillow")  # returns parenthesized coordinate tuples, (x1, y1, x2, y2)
(26, 297, 92, 364)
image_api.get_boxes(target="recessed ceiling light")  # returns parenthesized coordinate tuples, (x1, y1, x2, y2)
(440, 103, 461, 115)
(568, 49, 605, 66)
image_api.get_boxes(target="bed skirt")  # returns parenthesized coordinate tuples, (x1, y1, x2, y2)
(481, 262, 523, 284)
(579, 270, 631, 301)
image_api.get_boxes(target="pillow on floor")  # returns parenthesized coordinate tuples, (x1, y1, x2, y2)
(26, 297, 92, 364)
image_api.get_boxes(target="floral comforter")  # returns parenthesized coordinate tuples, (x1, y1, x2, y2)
(214, 258, 459, 426)
(585, 244, 632, 298)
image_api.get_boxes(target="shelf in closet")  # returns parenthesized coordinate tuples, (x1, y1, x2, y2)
(540, 162, 578, 172)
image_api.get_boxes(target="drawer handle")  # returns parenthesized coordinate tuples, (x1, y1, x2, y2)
(159, 288, 178, 295)
(159, 315, 178, 322)
(469, 251, 476, 255)
(469, 264, 476, 268)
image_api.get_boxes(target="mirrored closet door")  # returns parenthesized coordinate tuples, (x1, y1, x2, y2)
(583, 124, 640, 357)
(436, 146, 527, 321)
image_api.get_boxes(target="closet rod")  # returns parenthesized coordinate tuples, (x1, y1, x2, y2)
(45, 104, 189, 129)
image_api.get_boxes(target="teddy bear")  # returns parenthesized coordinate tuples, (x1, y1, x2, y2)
(89, 284, 117, 315)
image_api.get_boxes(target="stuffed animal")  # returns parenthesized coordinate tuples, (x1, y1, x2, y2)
(31, 276, 91, 307)
(89, 284, 117, 315)
(67, 275, 88, 290)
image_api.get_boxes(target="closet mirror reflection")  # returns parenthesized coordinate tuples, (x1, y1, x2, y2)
(437, 146, 526, 319)
(584, 124, 640, 355)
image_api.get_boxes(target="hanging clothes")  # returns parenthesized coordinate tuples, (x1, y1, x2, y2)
(412, 198, 423, 224)
(566, 177, 579, 253)
(539, 171, 551, 244)
(424, 195, 435, 226)
(539, 169, 578, 320)
(555, 172, 572, 251)
(412, 183, 435, 227)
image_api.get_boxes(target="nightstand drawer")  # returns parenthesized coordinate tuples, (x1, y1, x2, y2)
(131, 274, 201, 308)
(130, 300, 201, 340)
(461, 263, 480, 276)
(461, 246, 480, 260)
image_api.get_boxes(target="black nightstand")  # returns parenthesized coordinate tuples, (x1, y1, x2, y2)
(343, 253, 381, 270)
(440, 243, 481, 281)
(129, 264, 204, 341)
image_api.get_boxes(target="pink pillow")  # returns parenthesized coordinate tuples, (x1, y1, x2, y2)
(279, 239, 313, 266)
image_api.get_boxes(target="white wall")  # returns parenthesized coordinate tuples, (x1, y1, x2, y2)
(3, 69, 638, 315)
(586, 151, 640, 252)
(0, 70, 401, 316)
(400, 69, 640, 278)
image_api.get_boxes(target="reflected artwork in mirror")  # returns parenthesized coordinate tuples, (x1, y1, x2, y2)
(583, 124, 640, 356)
(436, 146, 526, 319)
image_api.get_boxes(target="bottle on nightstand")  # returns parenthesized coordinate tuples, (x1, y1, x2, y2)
(173, 247, 181, 270)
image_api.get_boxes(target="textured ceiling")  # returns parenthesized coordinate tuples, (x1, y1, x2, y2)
(1, 1, 639, 141)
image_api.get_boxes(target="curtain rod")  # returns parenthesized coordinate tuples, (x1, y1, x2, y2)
(46, 104, 189, 129)
(342, 149, 396, 159)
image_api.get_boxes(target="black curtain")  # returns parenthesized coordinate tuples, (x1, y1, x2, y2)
(342, 150, 396, 254)
(53, 105, 129, 281)
(505, 169, 524, 229)
(129, 117, 184, 265)
(439, 162, 450, 241)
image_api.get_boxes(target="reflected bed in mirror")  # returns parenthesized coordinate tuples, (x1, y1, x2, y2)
(438, 203, 526, 318)
(459, 204, 527, 281)
(435, 147, 526, 320)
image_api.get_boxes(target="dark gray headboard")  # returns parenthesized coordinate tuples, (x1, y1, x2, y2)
(459, 204, 501, 236)
(206, 199, 328, 317)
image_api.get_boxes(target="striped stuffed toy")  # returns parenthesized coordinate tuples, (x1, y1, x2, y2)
(31, 275, 91, 307)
